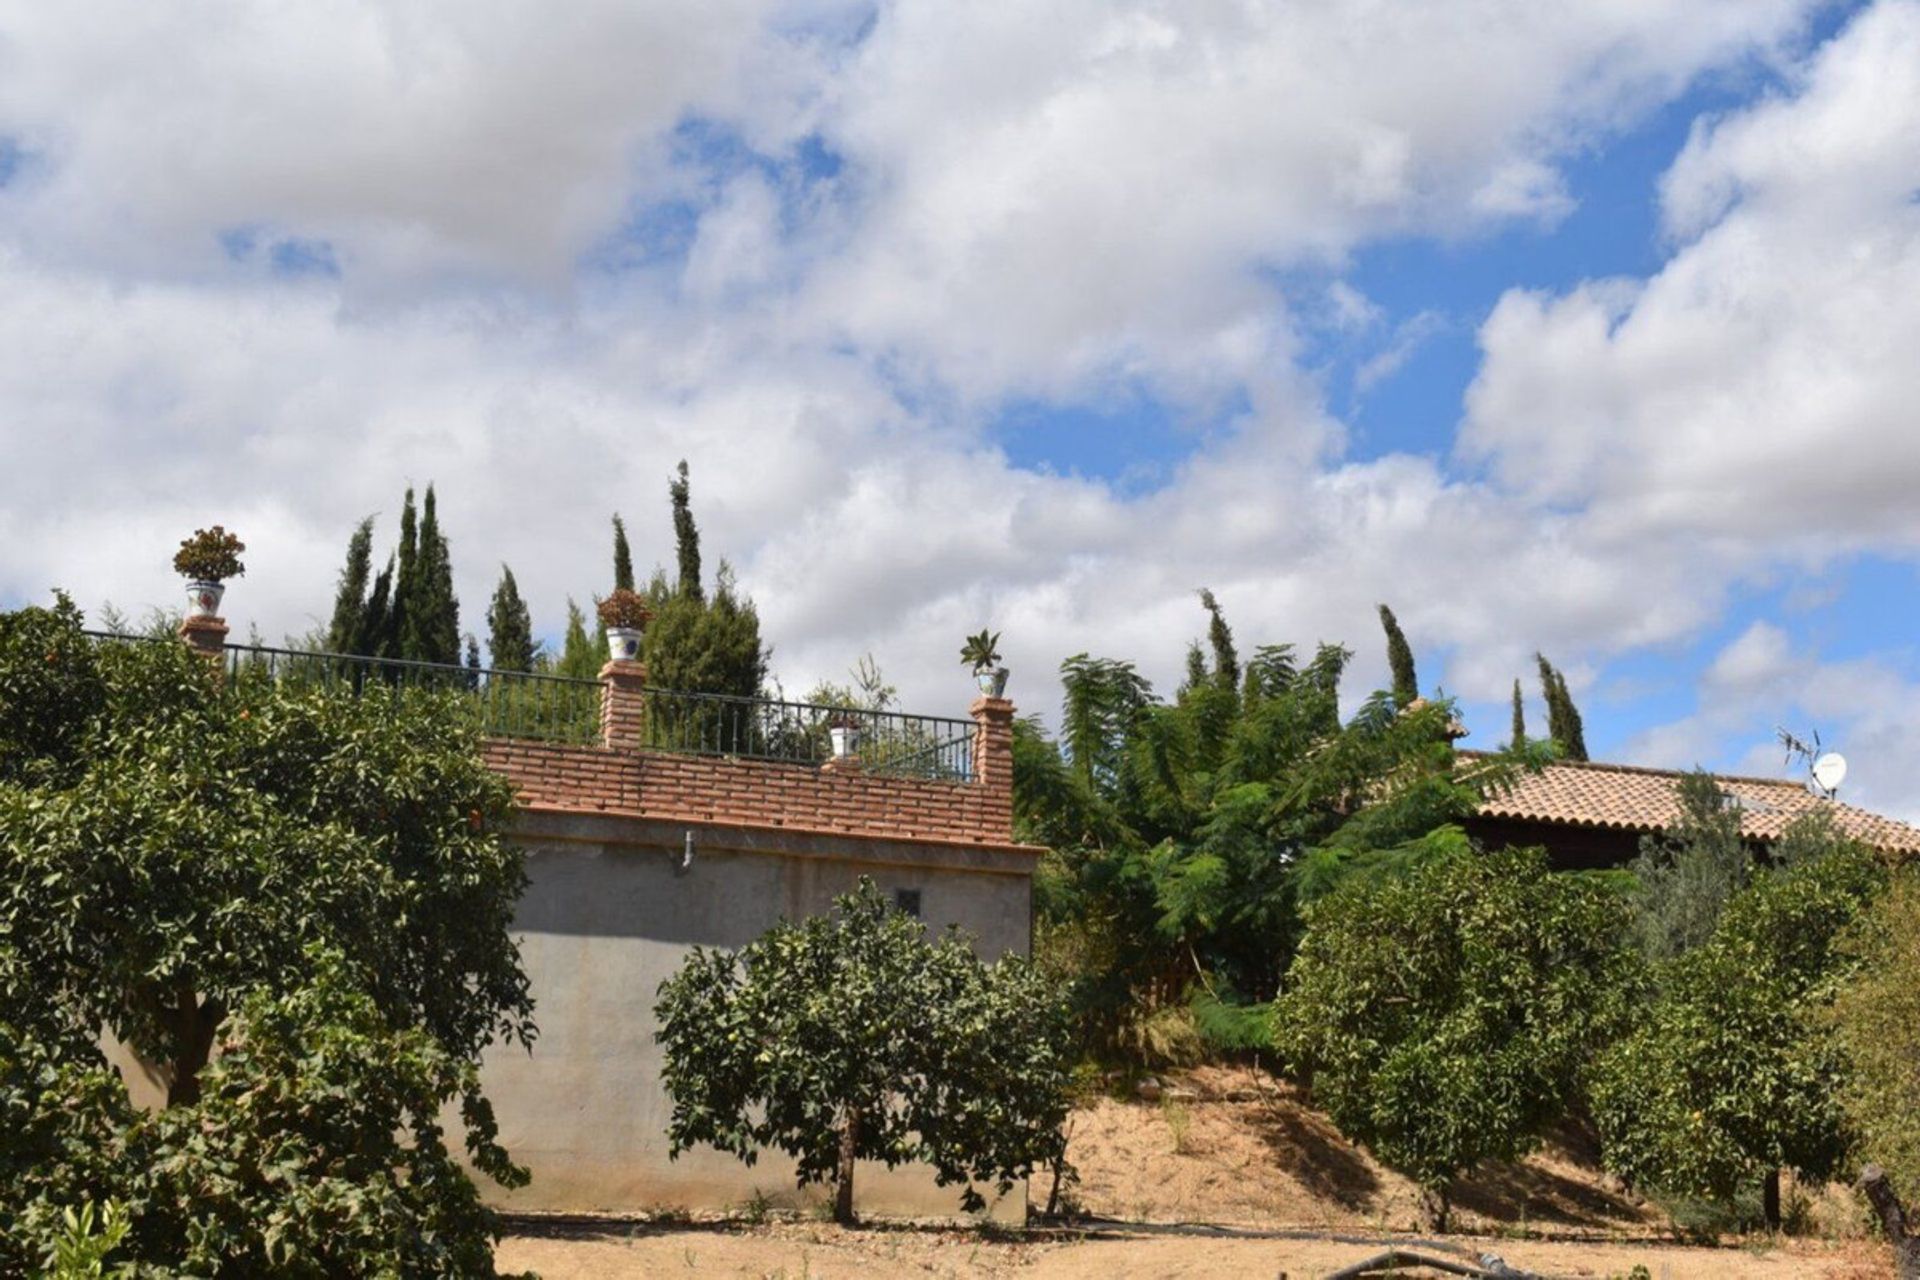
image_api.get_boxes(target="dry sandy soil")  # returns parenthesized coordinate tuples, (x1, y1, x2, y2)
(496, 1221, 1888, 1279)
(498, 1065, 1889, 1278)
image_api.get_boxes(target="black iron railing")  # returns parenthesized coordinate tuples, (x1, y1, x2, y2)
(638, 687, 975, 781)
(85, 631, 603, 746)
(83, 631, 977, 779)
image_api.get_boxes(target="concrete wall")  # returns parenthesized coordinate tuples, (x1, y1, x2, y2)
(476, 809, 1037, 1221)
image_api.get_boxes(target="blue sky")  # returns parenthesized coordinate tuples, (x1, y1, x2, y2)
(3, 0, 1919, 813)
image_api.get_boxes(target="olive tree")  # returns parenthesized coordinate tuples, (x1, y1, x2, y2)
(1272, 846, 1638, 1229)
(655, 879, 1074, 1225)
(0, 599, 535, 1273)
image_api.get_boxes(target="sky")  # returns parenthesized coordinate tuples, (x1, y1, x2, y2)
(3, 1, 1919, 815)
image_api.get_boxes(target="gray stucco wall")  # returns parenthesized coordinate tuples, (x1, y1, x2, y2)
(475, 812, 1036, 1221)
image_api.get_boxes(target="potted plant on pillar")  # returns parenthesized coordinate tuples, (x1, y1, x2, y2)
(597, 588, 652, 663)
(173, 526, 246, 619)
(961, 628, 1008, 698)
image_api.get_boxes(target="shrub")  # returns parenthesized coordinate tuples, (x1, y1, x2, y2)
(595, 587, 653, 630)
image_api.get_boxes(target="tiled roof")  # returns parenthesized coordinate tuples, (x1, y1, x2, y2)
(1462, 753, 1920, 856)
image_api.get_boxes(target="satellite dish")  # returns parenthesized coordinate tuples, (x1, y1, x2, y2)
(1812, 752, 1848, 796)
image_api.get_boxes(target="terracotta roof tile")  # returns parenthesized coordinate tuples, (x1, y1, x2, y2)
(1461, 753, 1920, 856)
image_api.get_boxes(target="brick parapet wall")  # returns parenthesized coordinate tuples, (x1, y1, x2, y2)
(484, 694, 1022, 849)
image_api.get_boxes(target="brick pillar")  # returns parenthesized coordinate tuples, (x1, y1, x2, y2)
(600, 660, 648, 751)
(970, 695, 1016, 841)
(178, 615, 229, 663)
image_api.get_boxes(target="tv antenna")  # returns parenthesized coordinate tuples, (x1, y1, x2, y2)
(1778, 726, 1846, 799)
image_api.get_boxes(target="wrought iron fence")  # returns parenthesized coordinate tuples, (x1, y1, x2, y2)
(637, 687, 976, 781)
(83, 632, 977, 779)
(85, 631, 603, 745)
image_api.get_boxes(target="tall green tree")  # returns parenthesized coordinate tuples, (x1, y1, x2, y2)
(390, 486, 418, 660)
(1274, 846, 1638, 1229)
(1378, 603, 1418, 709)
(1536, 653, 1589, 761)
(1019, 593, 1550, 1061)
(670, 459, 703, 603)
(612, 514, 635, 593)
(486, 565, 536, 673)
(403, 485, 460, 666)
(326, 517, 374, 654)
(356, 556, 395, 659)
(1510, 678, 1526, 746)
(1828, 867, 1920, 1275)
(656, 879, 1072, 1225)
(1590, 829, 1883, 1230)
(0, 599, 533, 1273)
(553, 598, 607, 679)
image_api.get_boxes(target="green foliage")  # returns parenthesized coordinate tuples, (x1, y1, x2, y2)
(1536, 653, 1588, 762)
(1019, 593, 1551, 1062)
(1627, 770, 1751, 963)
(1377, 603, 1418, 709)
(44, 1201, 134, 1279)
(669, 459, 703, 602)
(326, 517, 374, 655)
(553, 598, 608, 679)
(960, 629, 1002, 673)
(655, 879, 1073, 1222)
(612, 513, 635, 593)
(643, 563, 767, 704)
(0, 594, 104, 786)
(172, 526, 246, 583)
(1273, 846, 1638, 1209)
(0, 601, 534, 1273)
(486, 564, 537, 672)
(328, 487, 461, 664)
(1589, 837, 1885, 1205)
(1510, 678, 1525, 747)
(1826, 866, 1920, 1200)
(4, 959, 528, 1277)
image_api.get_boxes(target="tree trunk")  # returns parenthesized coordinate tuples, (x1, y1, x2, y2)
(833, 1106, 860, 1227)
(1419, 1184, 1450, 1233)
(162, 985, 224, 1107)
(1862, 1165, 1920, 1280)
(1763, 1167, 1782, 1233)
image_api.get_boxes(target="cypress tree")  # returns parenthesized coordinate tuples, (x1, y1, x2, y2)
(487, 565, 536, 673)
(670, 460, 704, 602)
(1510, 678, 1526, 746)
(1379, 604, 1418, 708)
(1199, 589, 1239, 694)
(612, 514, 635, 593)
(555, 600, 604, 680)
(409, 485, 460, 665)
(356, 557, 395, 659)
(326, 517, 374, 654)
(1537, 654, 1589, 763)
(388, 487, 418, 661)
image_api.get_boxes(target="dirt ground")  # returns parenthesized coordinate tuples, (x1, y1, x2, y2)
(498, 1065, 1888, 1277)
(496, 1220, 1890, 1279)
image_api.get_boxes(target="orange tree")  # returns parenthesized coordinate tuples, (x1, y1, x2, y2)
(0, 597, 535, 1275)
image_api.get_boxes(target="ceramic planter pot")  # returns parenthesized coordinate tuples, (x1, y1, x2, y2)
(975, 667, 1009, 698)
(185, 580, 225, 619)
(829, 724, 860, 758)
(605, 626, 643, 663)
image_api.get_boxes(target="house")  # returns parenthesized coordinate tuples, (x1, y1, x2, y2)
(175, 616, 1042, 1221)
(1460, 751, 1920, 869)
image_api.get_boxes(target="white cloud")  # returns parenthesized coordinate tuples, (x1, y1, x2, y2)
(3, 0, 1907, 764)
(1463, 0, 1920, 556)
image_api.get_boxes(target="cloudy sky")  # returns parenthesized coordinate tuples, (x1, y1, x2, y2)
(3, 1, 1918, 814)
